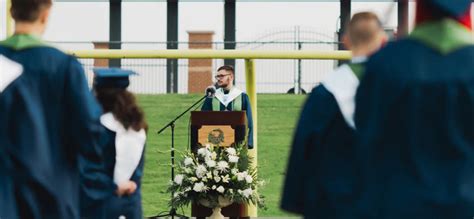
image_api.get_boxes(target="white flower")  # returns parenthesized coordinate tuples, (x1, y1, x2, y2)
(197, 148, 207, 157)
(212, 185, 217, 190)
(202, 178, 208, 182)
(228, 155, 239, 163)
(190, 177, 198, 182)
(226, 148, 236, 155)
(231, 168, 238, 175)
(206, 159, 216, 168)
(242, 188, 253, 198)
(222, 175, 230, 183)
(174, 174, 184, 185)
(184, 168, 193, 174)
(229, 189, 234, 194)
(213, 170, 219, 176)
(193, 182, 206, 192)
(217, 161, 229, 172)
(236, 171, 248, 181)
(184, 157, 194, 166)
(211, 152, 217, 160)
(216, 186, 225, 194)
(245, 175, 253, 183)
(206, 172, 213, 179)
(185, 187, 191, 192)
(196, 165, 207, 178)
(214, 176, 221, 183)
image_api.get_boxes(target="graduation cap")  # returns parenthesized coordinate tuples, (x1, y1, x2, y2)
(93, 68, 137, 89)
(428, 0, 472, 17)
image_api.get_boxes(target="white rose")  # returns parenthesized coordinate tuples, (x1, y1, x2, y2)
(195, 165, 207, 178)
(197, 148, 207, 157)
(225, 148, 237, 155)
(206, 172, 213, 179)
(184, 157, 194, 166)
(228, 155, 239, 163)
(206, 160, 216, 168)
(216, 186, 225, 194)
(193, 182, 206, 192)
(242, 188, 253, 198)
(237, 171, 248, 181)
(212, 185, 217, 190)
(213, 170, 219, 176)
(190, 177, 198, 182)
(214, 176, 221, 183)
(202, 178, 208, 182)
(245, 175, 253, 183)
(174, 174, 184, 185)
(217, 161, 229, 172)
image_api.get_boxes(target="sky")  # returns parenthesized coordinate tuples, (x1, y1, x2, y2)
(0, 1, 418, 48)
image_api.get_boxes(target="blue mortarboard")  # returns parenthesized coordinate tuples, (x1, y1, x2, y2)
(429, 0, 472, 17)
(93, 68, 137, 89)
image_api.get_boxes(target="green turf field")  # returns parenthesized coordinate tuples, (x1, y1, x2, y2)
(138, 94, 306, 217)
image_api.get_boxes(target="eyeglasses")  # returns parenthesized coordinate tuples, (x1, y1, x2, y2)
(214, 74, 231, 79)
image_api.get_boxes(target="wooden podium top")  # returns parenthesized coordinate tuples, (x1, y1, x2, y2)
(191, 111, 247, 126)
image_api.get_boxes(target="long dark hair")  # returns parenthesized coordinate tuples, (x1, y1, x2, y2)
(95, 88, 147, 132)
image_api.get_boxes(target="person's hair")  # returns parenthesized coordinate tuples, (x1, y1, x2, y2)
(347, 12, 383, 47)
(217, 65, 235, 75)
(11, 0, 52, 22)
(95, 88, 148, 132)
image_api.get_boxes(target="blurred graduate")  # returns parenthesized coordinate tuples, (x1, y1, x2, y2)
(281, 12, 387, 218)
(92, 69, 147, 219)
(355, 0, 474, 218)
(0, 1, 134, 218)
(201, 65, 254, 149)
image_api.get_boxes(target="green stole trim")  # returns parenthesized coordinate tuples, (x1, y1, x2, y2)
(410, 18, 473, 54)
(347, 62, 365, 79)
(0, 34, 51, 50)
(212, 95, 242, 111)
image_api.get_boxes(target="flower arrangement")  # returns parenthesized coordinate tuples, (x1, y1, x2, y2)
(167, 143, 265, 210)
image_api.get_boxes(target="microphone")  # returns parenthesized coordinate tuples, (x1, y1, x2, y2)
(205, 85, 216, 98)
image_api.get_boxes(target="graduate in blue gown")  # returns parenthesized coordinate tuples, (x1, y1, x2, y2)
(201, 65, 254, 149)
(281, 13, 387, 218)
(0, 1, 126, 218)
(355, 1, 474, 218)
(93, 69, 148, 219)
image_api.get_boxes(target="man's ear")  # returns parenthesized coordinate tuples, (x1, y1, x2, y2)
(39, 7, 51, 25)
(342, 33, 352, 50)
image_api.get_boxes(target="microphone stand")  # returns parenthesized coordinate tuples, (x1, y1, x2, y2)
(149, 94, 209, 219)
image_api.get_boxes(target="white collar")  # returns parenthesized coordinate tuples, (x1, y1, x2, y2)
(100, 112, 146, 185)
(321, 64, 359, 129)
(214, 87, 243, 107)
(0, 55, 23, 93)
(351, 56, 368, 64)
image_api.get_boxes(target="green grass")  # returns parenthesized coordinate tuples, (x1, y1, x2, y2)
(138, 94, 306, 217)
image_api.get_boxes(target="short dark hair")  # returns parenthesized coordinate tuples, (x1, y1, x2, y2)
(217, 65, 235, 75)
(11, 0, 52, 22)
(347, 12, 383, 46)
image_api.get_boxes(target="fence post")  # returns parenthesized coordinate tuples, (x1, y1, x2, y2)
(245, 59, 257, 217)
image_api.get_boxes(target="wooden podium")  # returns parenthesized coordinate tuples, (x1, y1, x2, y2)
(190, 111, 249, 218)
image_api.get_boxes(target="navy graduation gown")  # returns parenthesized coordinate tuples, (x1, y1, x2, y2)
(0, 34, 115, 219)
(201, 90, 254, 148)
(281, 63, 364, 218)
(355, 20, 474, 218)
(101, 125, 146, 219)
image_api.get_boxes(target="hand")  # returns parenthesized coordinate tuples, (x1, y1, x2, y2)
(115, 181, 137, 196)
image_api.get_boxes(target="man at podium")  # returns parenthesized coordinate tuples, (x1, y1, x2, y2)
(201, 65, 254, 149)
